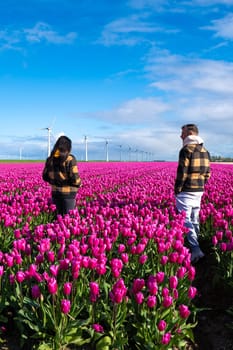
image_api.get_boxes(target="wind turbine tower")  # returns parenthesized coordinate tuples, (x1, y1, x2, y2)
(105, 139, 109, 162)
(84, 135, 88, 162)
(118, 145, 122, 161)
(47, 127, 52, 156)
(19, 147, 23, 160)
(41, 127, 52, 157)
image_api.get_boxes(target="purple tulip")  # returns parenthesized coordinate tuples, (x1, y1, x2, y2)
(132, 278, 145, 293)
(139, 254, 148, 264)
(161, 332, 171, 345)
(157, 320, 167, 332)
(63, 282, 72, 296)
(176, 266, 187, 279)
(162, 287, 169, 297)
(47, 277, 58, 295)
(173, 288, 179, 299)
(160, 255, 168, 265)
(15, 271, 25, 283)
(118, 244, 125, 253)
(188, 266, 196, 281)
(92, 324, 104, 333)
(162, 296, 173, 308)
(135, 291, 144, 304)
(169, 276, 178, 289)
(220, 243, 227, 251)
(179, 304, 191, 319)
(155, 271, 165, 284)
(47, 251, 55, 263)
(121, 253, 129, 264)
(147, 275, 158, 295)
(49, 264, 59, 276)
(4, 254, 14, 267)
(31, 285, 41, 299)
(147, 295, 157, 308)
(90, 281, 100, 302)
(109, 278, 127, 304)
(61, 299, 71, 314)
(212, 235, 218, 246)
(188, 286, 197, 299)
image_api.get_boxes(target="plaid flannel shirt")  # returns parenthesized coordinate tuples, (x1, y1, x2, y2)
(175, 143, 211, 195)
(42, 154, 82, 197)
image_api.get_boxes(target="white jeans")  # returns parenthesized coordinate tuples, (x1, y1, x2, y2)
(176, 191, 203, 250)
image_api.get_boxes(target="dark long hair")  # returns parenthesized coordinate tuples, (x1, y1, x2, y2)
(49, 136, 72, 164)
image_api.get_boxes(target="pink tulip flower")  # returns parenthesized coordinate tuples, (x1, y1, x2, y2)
(139, 254, 148, 264)
(132, 278, 145, 293)
(147, 295, 157, 308)
(156, 271, 165, 284)
(162, 296, 173, 308)
(63, 282, 72, 296)
(147, 275, 158, 295)
(31, 285, 41, 299)
(16, 271, 26, 283)
(47, 277, 58, 295)
(179, 304, 191, 319)
(90, 282, 99, 296)
(118, 244, 126, 253)
(161, 332, 171, 345)
(157, 320, 167, 332)
(92, 324, 104, 333)
(188, 286, 197, 299)
(121, 253, 129, 264)
(47, 251, 55, 263)
(162, 287, 169, 297)
(50, 264, 59, 277)
(169, 276, 178, 289)
(61, 299, 71, 314)
(188, 266, 196, 281)
(109, 278, 127, 304)
(176, 266, 187, 279)
(160, 255, 168, 265)
(135, 292, 144, 304)
(220, 243, 227, 252)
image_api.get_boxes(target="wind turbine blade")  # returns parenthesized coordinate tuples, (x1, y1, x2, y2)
(50, 117, 56, 128)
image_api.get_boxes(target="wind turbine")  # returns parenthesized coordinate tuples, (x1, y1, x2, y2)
(128, 146, 132, 161)
(19, 146, 23, 160)
(84, 135, 88, 162)
(118, 144, 122, 161)
(91, 135, 111, 161)
(105, 139, 109, 162)
(41, 118, 56, 157)
(41, 127, 52, 157)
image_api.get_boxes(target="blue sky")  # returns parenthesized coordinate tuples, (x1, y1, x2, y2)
(1, 0, 233, 161)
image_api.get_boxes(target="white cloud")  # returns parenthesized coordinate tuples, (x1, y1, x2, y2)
(203, 13, 233, 40)
(128, 0, 233, 11)
(0, 22, 77, 51)
(146, 49, 233, 96)
(98, 14, 168, 46)
(95, 97, 170, 124)
(0, 29, 22, 51)
(127, 0, 169, 10)
(192, 0, 233, 5)
(24, 22, 77, 44)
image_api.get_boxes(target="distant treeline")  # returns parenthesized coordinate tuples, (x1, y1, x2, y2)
(211, 156, 233, 162)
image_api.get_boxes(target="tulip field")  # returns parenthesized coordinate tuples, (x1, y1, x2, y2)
(0, 161, 232, 350)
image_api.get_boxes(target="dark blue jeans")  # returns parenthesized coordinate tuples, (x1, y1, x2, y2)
(52, 193, 76, 216)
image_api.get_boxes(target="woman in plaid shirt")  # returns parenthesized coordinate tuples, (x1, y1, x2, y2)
(42, 135, 82, 216)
